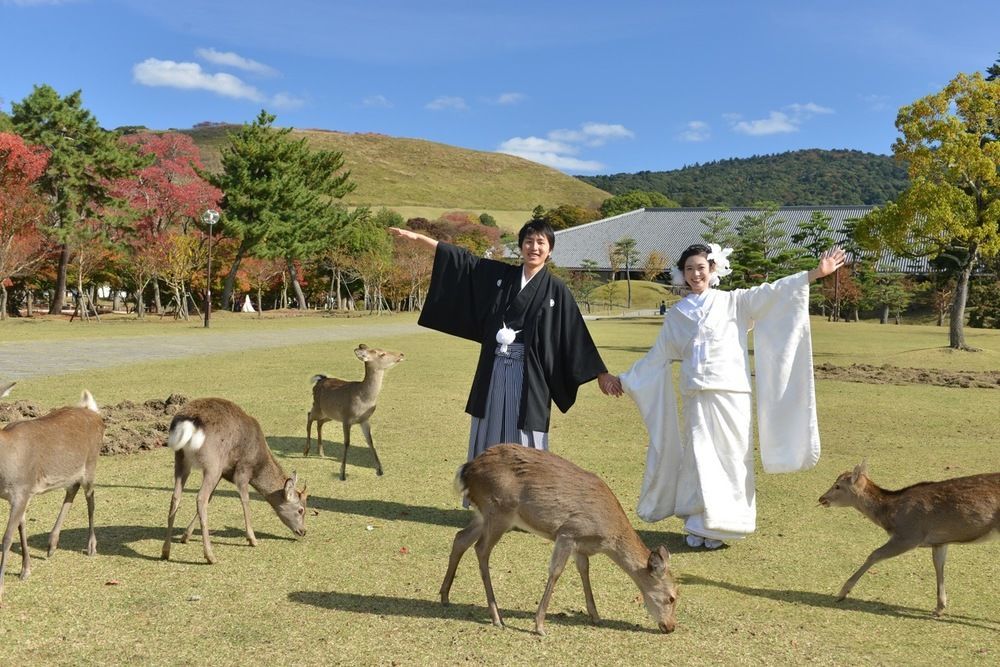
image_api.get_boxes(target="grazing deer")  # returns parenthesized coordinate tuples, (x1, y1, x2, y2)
(441, 444, 678, 635)
(305, 343, 405, 481)
(0, 383, 105, 603)
(819, 462, 1000, 616)
(161, 397, 308, 564)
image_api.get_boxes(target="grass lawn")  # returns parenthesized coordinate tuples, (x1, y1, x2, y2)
(0, 315, 997, 665)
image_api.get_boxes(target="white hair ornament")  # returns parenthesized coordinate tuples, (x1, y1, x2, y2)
(707, 243, 734, 284)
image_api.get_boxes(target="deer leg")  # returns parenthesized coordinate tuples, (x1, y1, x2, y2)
(359, 421, 383, 476)
(316, 419, 326, 458)
(339, 422, 351, 481)
(197, 469, 223, 564)
(236, 478, 258, 547)
(304, 411, 313, 456)
(440, 513, 484, 605)
(932, 544, 948, 617)
(535, 534, 575, 636)
(1, 497, 29, 601)
(182, 477, 222, 544)
(18, 517, 30, 581)
(48, 483, 80, 557)
(474, 519, 511, 628)
(161, 453, 190, 561)
(837, 537, 917, 601)
(84, 485, 96, 557)
(575, 551, 600, 624)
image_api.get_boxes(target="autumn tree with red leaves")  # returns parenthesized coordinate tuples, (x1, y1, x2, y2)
(0, 132, 51, 318)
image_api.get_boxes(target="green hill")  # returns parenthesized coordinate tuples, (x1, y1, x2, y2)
(577, 149, 909, 207)
(182, 125, 610, 214)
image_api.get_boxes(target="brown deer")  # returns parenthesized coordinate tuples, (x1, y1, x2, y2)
(819, 462, 1000, 616)
(441, 444, 678, 635)
(0, 383, 105, 603)
(305, 343, 405, 481)
(161, 397, 308, 565)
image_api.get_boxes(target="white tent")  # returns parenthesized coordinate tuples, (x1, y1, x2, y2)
(241, 294, 255, 313)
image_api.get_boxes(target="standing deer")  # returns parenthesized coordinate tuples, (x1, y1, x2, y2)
(819, 462, 1000, 616)
(0, 383, 105, 603)
(305, 343, 405, 480)
(161, 397, 308, 564)
(441, 444, 678, 635)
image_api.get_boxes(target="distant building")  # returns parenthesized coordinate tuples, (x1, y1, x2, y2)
(551, 206, 930, 277)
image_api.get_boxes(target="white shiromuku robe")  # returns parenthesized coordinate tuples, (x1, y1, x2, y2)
(620, 271, 821, 540)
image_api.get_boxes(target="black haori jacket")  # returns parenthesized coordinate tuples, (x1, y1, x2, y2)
(418, 242, 607, 432)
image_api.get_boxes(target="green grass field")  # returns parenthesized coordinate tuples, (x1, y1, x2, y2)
(0, 315, 997, 665)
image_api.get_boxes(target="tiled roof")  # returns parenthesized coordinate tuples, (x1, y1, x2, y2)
(551, 206, 929, 273)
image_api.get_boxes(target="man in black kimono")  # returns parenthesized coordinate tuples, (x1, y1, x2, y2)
(389, 220, 621, 460)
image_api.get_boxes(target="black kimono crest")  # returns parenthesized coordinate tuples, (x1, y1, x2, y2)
(419, 242, 607, 431)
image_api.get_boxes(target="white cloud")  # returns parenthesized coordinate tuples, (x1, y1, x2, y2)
(425, 96, 468, 111)
(730, 102, 835, 136)
(860, 93, 890, 111)
(788, 102, 834, 116)
(676, 120, 710, 142)
(271, 92, 305, 109)
(132, 58, 264, 101)
(196, 47, 278, 77)
(499, 136, 577, 155)
(494, 92, 526, 105)
(362, 94, 392, 108)
(732, 111, 798, 136)
(496, 121, 632, 173)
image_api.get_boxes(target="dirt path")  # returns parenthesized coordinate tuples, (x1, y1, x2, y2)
(0, 320, 423, 380)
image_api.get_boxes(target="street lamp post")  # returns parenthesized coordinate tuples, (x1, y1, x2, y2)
(201, 209, 220, 328)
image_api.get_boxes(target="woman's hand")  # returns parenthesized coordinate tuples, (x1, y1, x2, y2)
(807, 246, 847, 282)
(598, 372, 624, 398)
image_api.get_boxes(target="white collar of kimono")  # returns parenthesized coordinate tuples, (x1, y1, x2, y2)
(675, 288, 715, 322)
(520, 266, 539, 290)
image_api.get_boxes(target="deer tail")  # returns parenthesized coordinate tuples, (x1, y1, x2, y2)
(167, 417, 206, 452)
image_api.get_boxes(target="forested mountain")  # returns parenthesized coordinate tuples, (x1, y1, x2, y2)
(577, 149, 909, 207)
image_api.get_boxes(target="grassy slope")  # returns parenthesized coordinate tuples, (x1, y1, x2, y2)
(1, 316, 997, 665)
(184, 126, 609, 215)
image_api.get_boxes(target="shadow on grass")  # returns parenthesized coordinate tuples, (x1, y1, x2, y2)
(22, 523, 294, 564)
(307, 496, 470, 529)
(288, 590, 660, 635)
(683, 574, 1000, 631)
(97, 482, 471, 530)
(269, 435, 381, 473)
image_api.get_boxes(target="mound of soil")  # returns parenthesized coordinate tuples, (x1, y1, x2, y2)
(0, 394, 189, 456)
(814, 363, 1000, 389)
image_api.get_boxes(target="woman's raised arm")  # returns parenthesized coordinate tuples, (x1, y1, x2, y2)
(807, 247, 847, 282)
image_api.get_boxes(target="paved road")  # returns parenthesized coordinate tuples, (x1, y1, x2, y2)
(0, 321, 424, 380)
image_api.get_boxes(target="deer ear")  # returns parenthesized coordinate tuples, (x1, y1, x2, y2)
(285, 472, 299, 502)
(851, 460, 868, 485)
(0, 381, 14, 398)
(648, 548, 667, 576)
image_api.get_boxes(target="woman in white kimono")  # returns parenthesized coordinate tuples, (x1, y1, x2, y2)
(605, 243, 845, 549)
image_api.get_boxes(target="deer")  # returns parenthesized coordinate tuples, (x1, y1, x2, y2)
(440, 444, 678, 636)
(305, 343, 405, 481)
(161, 397, 308, 565)
(819, 461, 1000, 617)
(0, 382, 105, 603)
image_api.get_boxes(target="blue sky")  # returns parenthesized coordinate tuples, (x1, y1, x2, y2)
(2, 0, 998, 175)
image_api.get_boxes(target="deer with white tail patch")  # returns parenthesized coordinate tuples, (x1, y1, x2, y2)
(819, 461, 999, 616)
(162, 397, 307, 564)
(441, 444, 678, 635)
(0, 383, 105, 603)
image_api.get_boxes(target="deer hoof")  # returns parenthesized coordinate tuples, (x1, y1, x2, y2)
(247, 538, 258, 547)
(534, 626, 546, 637)
(19, 569, 31, 582)
(376, 468, 384, 476)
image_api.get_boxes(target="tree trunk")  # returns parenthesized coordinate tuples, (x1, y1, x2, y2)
(256, 287, 264, 319)
(135, 282, 146, 319)
(153, 279, 163, 313)
(26, 289, 33, 317)
(0, 284, 7, 321)
(221, 245, 247, 308)
(49, 244, 71, 314)
(880, 304, 889, 324)
(288, 259, 307, 310)
(949, 261, 974, 350)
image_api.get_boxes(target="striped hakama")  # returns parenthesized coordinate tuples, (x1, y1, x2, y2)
(468, 343, 548, 461)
